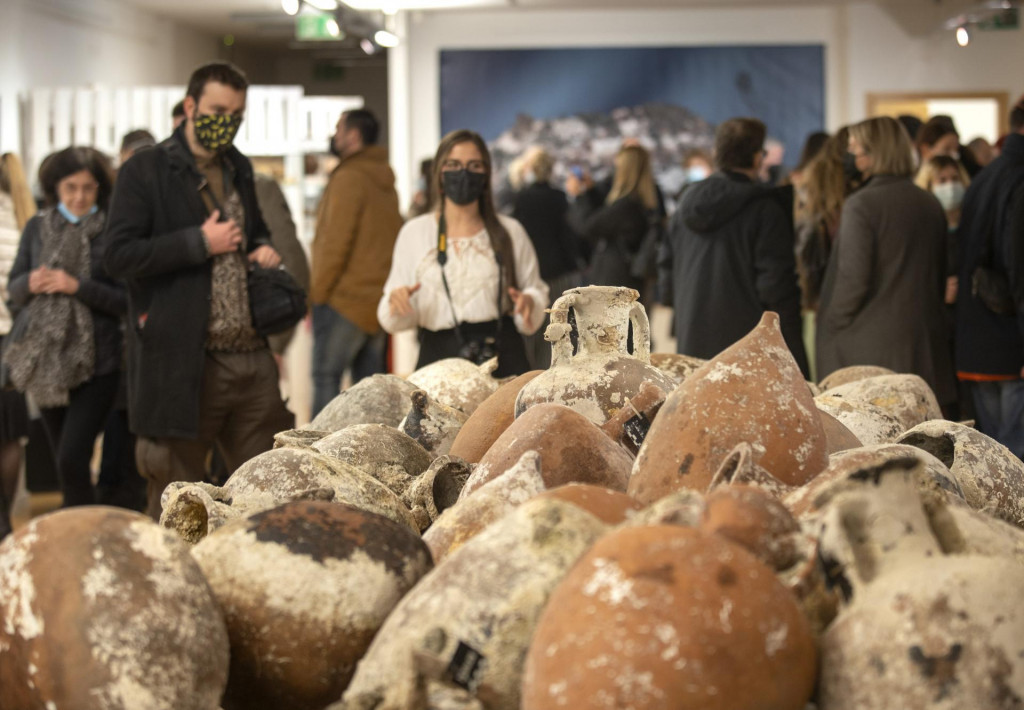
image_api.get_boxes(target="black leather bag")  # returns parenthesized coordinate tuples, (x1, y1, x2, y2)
(247, 264, 307, 337)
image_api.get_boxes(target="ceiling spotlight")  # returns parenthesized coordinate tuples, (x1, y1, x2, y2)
(326, 18, 342, 37)
(305, 0, 339, 10)
(956, 25, 970, 46)
(374, 29, 399, 47)
(281, 0, 300, 14)
(360, 38, 378, 54)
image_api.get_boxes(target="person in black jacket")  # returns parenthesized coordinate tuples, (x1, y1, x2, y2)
(6, 147, 125, 508)
(660, 117, 809, 376)
(955, 99, 1024, 458)
(512, 147, 582, 368)
(104, 62, 293, 519)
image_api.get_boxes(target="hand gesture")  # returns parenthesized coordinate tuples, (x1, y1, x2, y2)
(28, 266, 78, 295)
(509, 287, 533, 326)
(202, 210, 244, 256)
(248, 245, 281, 269)
(389, 283, 421, 318)
(28, 266, 51, 294)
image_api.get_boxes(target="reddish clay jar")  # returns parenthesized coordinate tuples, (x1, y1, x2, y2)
(459, 403, 634, 499)
(629, 312, 829, 504)
(449, 371, 542, 463)
(532, 483, 643, 525)
(521, 524, 817, 710)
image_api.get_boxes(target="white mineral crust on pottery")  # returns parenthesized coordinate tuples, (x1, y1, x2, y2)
(334, 498, 607, 710)
(399, 390, 469, 456)
(160, 447, 417, 544)
(403, 456, 473, 532)
(407, 357, 499, 415)
(819, 373, 942, 432)
(648, 352, 706, 384)
(897, 419, 1024, 528)
(311, 423, 432, 500)
(307, 374, 420, 433)
(0, 508, 229, 709)
(816, 469, 1024, 710)
(423, 450, 546, 563)
(814, 395, 906, 445)
(818, 365, 896, 391)
(514, 286, 677, 425)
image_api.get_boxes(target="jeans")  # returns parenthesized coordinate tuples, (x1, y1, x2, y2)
(311, 304, 386, 418)
(970, 380, 1024, 460)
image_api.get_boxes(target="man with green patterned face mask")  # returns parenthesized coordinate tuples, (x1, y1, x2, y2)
(105, 62, 294, 520)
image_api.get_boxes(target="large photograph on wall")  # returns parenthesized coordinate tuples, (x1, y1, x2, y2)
(440, 45, 825, 203)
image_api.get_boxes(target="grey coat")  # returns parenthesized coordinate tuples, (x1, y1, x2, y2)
(816, 175, 955, 406)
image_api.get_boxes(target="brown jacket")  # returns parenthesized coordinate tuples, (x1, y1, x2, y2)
(311, 145, 403, 334)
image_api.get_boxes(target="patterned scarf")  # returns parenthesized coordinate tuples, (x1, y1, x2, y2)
(5, 208, 99, 407)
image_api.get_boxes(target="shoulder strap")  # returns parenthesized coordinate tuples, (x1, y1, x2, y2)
(435, 213, 504, 338)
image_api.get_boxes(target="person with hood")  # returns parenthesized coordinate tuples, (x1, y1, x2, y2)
(310, 109, 404, 417)
(660, 117, 808, 376)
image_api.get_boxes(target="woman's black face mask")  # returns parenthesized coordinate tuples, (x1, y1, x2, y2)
(442, 169, 488, 206)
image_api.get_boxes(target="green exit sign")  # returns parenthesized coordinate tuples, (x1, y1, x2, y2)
(296, 12, 343, 41)
(978, 8, 1019, 31)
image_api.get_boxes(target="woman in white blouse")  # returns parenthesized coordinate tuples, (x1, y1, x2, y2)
(378, 130, 549, 376)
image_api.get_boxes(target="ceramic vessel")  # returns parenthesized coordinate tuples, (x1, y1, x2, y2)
(820, 374, 942, 432)
(273, 428, 328, 449)
(649, 352, 706, 384)
(399, 390, 469, 456)
(334, 498, 607, 710)
(707, 442, 796, 499)
(629, 312, 829, 504)
(514, 286, 677, 424)
(814, 395, 905, 445)
(191, 501, 433, 710)
(404, 455, 473, 532)
(0, 507, 229, 710)
(459, 403, 634, 499)
(423, 451, 546, 563)
(532, 483, 643, 525)
(816, 468, 1024, 709)
(449, 371, 542, 463)
(159, 448, 417, 544)
(311, 423, 432, 500)
(700, 484, 801, 570)
(897, 419, 1024, 528)
(407, 357, 499, 415)
(818, 364, 896, 391)
(598, 381, 668, 456)
(521, 524, 817, 710)
(306, 374, 419, 433)
(818, 409, 863, 454)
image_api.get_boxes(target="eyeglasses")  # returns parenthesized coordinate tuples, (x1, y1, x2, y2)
(442, 159, 487, 173)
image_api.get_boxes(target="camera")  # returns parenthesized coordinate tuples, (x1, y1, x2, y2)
(458, 336, 499, 365)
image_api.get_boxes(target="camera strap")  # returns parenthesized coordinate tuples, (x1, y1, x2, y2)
(436, 213, 503, 345)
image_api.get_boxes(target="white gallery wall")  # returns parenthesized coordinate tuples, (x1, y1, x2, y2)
(389, 1, 1024, 206)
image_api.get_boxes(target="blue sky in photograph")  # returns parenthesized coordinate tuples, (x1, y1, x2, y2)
(440, 45, 825, 167)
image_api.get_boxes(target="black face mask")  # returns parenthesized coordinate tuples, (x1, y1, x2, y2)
(843, 152, 863, 183)
(442, 169, 488, 206)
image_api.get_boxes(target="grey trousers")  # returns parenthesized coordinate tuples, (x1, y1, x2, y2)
(137, 349, 294, 520)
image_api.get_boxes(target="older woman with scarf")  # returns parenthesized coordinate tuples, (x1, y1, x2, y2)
(5, 147, 125, 508)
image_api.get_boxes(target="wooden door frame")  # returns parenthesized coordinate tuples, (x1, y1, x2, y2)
(866, 91, 1010, 136)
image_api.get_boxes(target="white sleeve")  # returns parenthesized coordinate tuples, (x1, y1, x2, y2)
(504, 216, 549, 335)
(377, 220, 422, 334)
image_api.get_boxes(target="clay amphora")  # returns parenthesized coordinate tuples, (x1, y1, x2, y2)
(815, 395, 905, 445)
(399, 389, 468, 456)
(819, 409, 863, 453)
(403, 455, 473, 532)
(407, 357, 499, 415)
(0, 507, 229, 710)
(423, 451, 546, 563)
(311, 423, 432, 500)
(649, 352, 706, 384)
(629, 312, 829, 504)
(820, 373, 942, 432)
(532, 483, 643, 525)
(818, 364, 895, 391)
(449, 371, 542, 463)
(335, 498, 607, 710)
(897, 419, 1024, 528)
(191, 502, 433, 710)
(307, 374, 419, 433)
(816, 468, 1024, 709)
(521, 524, 817, 710)
(459, 403, 634, 499)
(514, 286, 677, 424)
(159, 448, 417, 544)
(598, 381, 667, 456)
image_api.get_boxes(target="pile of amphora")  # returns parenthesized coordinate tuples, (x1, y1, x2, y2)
(3, 284, 1024, 710)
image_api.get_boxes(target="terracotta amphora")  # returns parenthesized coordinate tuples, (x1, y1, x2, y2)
(449, 371, 542, 463)
(191, 502, 433, 710)
(307, 374, 419, 433)
(0, 507, 229, 710)
(407, 357, 499, 415)
(515, 286, 676, 424)
(629, 311, 829, 504)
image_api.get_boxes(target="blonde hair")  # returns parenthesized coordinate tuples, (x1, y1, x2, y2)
(607, 145, 657, 210)
(0, 153, 37, 230)
(524, 146, 554, 183)
(849, 117, 915, 178)
(914, 155, 970, 191)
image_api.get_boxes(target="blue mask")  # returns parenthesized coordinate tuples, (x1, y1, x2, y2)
(57, 203, 98, 224)
(686, 165, 710, 183)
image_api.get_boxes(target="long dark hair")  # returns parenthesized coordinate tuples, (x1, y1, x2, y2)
(432, 130, 518, 306)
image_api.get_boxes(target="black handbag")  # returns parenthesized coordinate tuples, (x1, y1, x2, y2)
(247, 264, 307, 337)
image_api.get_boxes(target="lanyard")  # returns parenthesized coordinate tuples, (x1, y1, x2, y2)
(436, 213, 503, 339)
